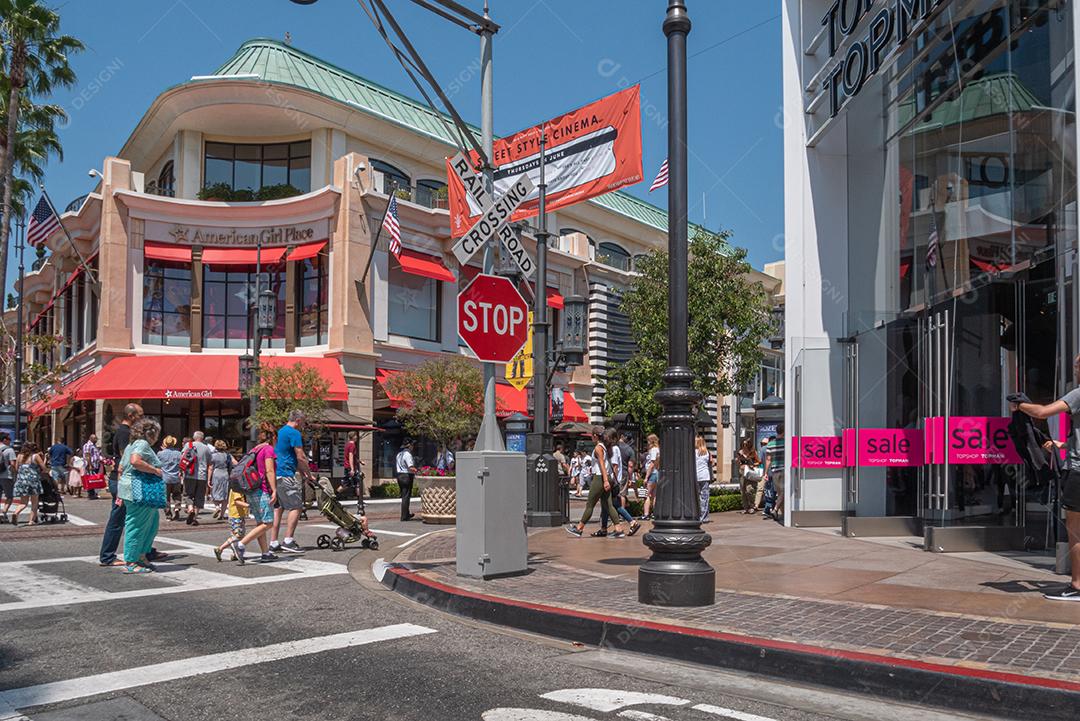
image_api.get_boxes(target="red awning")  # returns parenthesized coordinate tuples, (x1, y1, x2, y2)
(496, 385, 587, 422)
(203, 247, 288, 266)
(288, 241, 327, 261)
(970, 257, 1011, 273)
(27, 397, 50, 419)
(376, 368, 402, 401)
(546, 289, 564, 310)
(48, 374, 94, 412)
(396, 250, 455, 283)
(145, 242, 192, 263)
(262, 356, 348, 402)
(77, 355, 242, 401)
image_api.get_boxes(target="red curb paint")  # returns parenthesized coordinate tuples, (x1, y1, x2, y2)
(388, 566, 1080, 694)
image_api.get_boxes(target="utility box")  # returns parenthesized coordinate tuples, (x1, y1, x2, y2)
(456, 450, 528, 579)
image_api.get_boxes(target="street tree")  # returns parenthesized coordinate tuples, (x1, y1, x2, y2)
(247, 362, 330, 433)
(604, 229, 775, 434)
(384, 355, 483, 447)
(0, 0, 82, 296)
(0, 95, 65, 218)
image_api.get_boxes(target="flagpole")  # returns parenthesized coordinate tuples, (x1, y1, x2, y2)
(358, 193, 393, 290)
(38, 186, 99, 298)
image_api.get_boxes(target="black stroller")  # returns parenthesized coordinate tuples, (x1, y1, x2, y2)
(311, 476, 378, 552)
(38, 472, 68, 524)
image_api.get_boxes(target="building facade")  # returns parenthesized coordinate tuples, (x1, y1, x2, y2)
(12, 38, 690, 482)
(784, 0, 1076, 551)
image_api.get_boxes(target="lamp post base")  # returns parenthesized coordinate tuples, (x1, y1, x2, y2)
(525, 510, 563, 527)
(638, 555, 716, 606)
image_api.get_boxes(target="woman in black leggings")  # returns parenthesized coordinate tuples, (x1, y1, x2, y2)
(566, 426, 627, 538)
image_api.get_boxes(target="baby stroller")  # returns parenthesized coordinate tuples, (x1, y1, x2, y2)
(311, 476, 378, 551)
(38, 473, 68, 524)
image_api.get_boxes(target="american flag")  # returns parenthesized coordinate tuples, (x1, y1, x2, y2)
(925, 210, 939, 269)
(383, 196, 402, 258)
(648, 159, 669, 192)
(27, 196, 60, 248)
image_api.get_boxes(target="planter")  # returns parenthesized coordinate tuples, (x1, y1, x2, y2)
(416, 475, 456, 524)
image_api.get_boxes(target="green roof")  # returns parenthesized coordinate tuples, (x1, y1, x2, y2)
(901, 72, 1044, 133)
(211, 38, 676, 233)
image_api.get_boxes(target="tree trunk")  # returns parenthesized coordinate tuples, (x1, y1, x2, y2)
(0, 55, 24, 323)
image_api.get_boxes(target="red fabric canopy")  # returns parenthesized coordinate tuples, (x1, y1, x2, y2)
(144, 242, 192, 263)
(27, 397, 50, 419)
(288, 241, 327, 261)
(397, 250, 455, 283)
(546, 289, 565, 310)
(262, 356, 348, 402)
(203, 247, 287, 265)
(47, 374, 94, 412)
(145, 241, 326, 266)
(77, 355, 242, 400)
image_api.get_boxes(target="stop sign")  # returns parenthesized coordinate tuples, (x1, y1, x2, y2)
(458, 274, 529, 363)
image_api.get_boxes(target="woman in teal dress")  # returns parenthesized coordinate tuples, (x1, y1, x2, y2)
(118, 418, 166, 574)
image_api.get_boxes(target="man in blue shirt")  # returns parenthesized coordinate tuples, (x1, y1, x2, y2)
(48, 439, 74, 494)
(270, 409, 311, 554)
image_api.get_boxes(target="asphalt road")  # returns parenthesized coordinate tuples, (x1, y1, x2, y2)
(0, 498, 999, 721)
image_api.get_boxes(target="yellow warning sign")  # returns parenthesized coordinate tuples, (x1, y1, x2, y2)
(505, 311, 533, 391)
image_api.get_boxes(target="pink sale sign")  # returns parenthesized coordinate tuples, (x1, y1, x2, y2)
(945, 416, 1021, 465)
(856, 428, 923, 467)
(793, 436, 844, 468)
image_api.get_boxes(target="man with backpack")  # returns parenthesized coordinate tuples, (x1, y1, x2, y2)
(180, 432, 210, 525)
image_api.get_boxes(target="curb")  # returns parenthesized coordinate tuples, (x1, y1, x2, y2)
(380, 564, 1080, 720)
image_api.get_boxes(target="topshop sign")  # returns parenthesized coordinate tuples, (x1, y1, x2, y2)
(820, 0, 946, 117)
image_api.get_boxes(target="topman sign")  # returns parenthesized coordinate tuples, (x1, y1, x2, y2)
(819, 0, 946, 118)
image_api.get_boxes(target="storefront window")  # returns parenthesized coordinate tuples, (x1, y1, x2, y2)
(143, 260, 192, 346)
(389, 262, 440, 342)
(204, 264, 286, 349)
(141, 399, 189, 446)
(199, 399, 246, 451)
(298, 252, 328, 346)
(203, 141, 311, 194)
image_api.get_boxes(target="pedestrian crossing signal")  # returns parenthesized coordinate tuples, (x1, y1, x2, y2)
(505, 311, 533, 391)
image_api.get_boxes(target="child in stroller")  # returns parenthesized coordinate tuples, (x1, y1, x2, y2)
(37, 471, 68, 524)
(311, 476, 378, 551)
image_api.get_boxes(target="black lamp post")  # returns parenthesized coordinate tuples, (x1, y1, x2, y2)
(638, 0, 715, 607)
(248, 279, 277, 445)
(13, 210, 25, 444)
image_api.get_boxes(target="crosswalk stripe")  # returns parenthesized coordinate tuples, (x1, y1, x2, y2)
(0, 564, 104, 606)
(0, 623, 436, 715)
(63, 514, 96, 526)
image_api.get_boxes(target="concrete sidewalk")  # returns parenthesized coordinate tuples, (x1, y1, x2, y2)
(377, 513, 1080, 719)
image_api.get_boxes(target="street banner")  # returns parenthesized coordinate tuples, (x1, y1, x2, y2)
(445, 86, 643, 237)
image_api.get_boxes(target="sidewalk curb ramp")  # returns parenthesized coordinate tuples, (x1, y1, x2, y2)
(381, 564, 1080, 720)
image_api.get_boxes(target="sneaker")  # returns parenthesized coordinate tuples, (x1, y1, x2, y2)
(213, 547, 223, 563)
(565, 524, 582, 537)
(259, 552, 279, 563)
(611, 531, 626, 538)
(1043, 584, 1080, 602)
(229, 540, 245, 566)
(269, 541, 282, 552)
(280, 539, 305, 554)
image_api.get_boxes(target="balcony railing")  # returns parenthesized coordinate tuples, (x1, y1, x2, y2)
(64, 194, 89, 214)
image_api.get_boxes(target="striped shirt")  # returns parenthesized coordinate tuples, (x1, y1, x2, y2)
(766, 437, 785, 475)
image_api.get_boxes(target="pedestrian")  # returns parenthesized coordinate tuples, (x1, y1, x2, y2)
(82, 433, 102, 500)
(599, 428, 639, 536)
(230, 422, 279, 564)
(214, 489, 249, 562)
(209, 440, 234, 520)
(568, 451, 582, 497)
(337, 430, 364, 505)
(553, 443, 569, 479)
(695, 435, 712, 524)
(117, 418, 166, 574)
(9, 442, 46, 526)
(435, 442, 455, 473)
(68, 452, 85, 498)
(565, 426, 627, 538)
(738, 438, 763, 514)
(0, 432, 17, 523)
(641, 434, 660, 520)
(182, 431, 212, 526)
(1014, 357, 1080, 601)
(47, 438, 73, 495)
(99, 404, 166, 567)
(764, 425, 786, 522)
(395, 439, 417, 521)
(158, 435, 183, 520)
(577, 451, 593, 496)
(270, 410, 311, 554)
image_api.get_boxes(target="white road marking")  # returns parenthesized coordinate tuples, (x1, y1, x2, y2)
(619, 711, 672, 721)
(63, 514, 96, 526)
(0, 564, 105, 606)
(540, 690, 689, 713)
(312, 523, 415, 537)
(0, 623, 436, 714)
(483, 711, 597, 721)
(395, 529, 444, 549)
(692, 704, 778, 721)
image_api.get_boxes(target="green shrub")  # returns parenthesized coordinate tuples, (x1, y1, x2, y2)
(256, 183, 303, 201)
(369, 482, 419, 499)
(709, 493, 742, 513)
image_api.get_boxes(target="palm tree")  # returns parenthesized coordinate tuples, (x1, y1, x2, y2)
(0, 93, 65, 218)
(0, 0, 82, 298)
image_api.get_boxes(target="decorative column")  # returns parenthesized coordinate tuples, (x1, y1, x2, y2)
(638, 0, 715, 607)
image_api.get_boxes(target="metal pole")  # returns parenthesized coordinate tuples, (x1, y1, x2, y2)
(38, 186, 99, 297)
(249, 237, 262, 446)
(639, 0, 715, 607)
(14, 212, 25, 443)
(474, 0, 504, 452)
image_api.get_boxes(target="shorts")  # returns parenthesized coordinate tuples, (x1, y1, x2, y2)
(275, 476, 303, 511)
(51, 468, 66, 485)
(1063, 470, 1080, 513)
(228, 517, 246, 539)
(245, 488, 274, 524)
(647, 470, 659, 486)
(0, 476, 14, 501)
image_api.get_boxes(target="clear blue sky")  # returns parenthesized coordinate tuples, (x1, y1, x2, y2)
(20, 0, 782, 292)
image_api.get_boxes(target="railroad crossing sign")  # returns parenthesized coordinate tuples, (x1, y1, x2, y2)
(505, 311, 533, 391)
(449, 152, 536, 279)
(457, 274, 529, 364)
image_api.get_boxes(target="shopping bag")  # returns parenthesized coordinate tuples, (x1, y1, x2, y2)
(83, 473, 107, 491)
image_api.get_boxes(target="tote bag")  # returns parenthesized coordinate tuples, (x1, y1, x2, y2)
(131, 471, 166, 508)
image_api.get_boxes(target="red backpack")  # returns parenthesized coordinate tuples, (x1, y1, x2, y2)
(179, 442, 197, 476)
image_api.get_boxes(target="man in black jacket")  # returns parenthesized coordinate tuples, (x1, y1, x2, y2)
(1014, 354, 1080, 601)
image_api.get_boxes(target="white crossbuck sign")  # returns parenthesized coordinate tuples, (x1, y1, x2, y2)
(450, 152, 536, 278)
